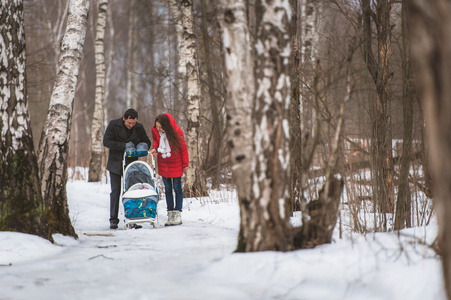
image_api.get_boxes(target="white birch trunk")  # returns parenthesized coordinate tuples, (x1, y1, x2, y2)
(300, 0, 320, 137)
(249, 0, 292, 252)
(0, 0, 48, 239)
(1, 3, 28, 155)
(297, 0, 322, 240)
(38, 0, 90, 238)
(219, 0, 292, 252)
(217, 0, 255, 230)
(88, 0, 108, 182)
(170, 0, 207, 197)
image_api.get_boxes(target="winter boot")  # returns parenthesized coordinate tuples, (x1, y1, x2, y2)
(110, 220, 118, 229)
(165, 211, 175, 226)
(172, 211, 182, 225)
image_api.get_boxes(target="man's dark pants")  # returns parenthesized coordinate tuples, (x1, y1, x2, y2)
(109, 171, 122, 225)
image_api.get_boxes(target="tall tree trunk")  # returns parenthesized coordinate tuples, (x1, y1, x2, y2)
(200, 0, 224, 188)
(88, 0, 108, 182)
(217, 0, 255, 252)
(0, 0, 50, 241)
(361, 0, 394, 230)
(408, 1, 451, 299)
(125, 0, 135, 108)
(289, 0, 303, 214)
(298, 0, 322, 240)
(248, 0, 292, 252)
(131, 2, 138, 110)
(300, 0, 320, 141)
(395, 0, 413, 230)
(295, 38, 355, 248)
(146, 2, 159, 113)
(38, 0, 90, 239)
(170, 0, 208, 197)
(104, 0, 114, 124)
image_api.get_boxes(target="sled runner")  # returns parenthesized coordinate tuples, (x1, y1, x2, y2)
(121, 148, 160, 229)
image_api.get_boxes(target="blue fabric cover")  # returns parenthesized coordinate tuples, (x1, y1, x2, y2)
(122, 195, 158, 219)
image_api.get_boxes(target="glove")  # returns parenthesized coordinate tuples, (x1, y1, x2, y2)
(125, 142, 136, 152)
(136, 142, 149, 157)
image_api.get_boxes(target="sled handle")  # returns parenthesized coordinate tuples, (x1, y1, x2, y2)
(121, 152, 127, 193)
(151, 153, 157, 179)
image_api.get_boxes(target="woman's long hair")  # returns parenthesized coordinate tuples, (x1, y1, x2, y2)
(154, 114, 181, 153)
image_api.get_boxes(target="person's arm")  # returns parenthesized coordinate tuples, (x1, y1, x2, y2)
(150, 126, 159, 155)
(103, 121, 126, 151)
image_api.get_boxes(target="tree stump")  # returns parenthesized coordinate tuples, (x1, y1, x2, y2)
(294, 176, 344, 249)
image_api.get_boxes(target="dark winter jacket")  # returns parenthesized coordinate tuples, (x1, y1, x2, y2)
(103, 118, 151, 175)
(151, 113, 189, 178)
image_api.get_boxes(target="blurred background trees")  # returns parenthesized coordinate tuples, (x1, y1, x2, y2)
(22, 0, 432, 236)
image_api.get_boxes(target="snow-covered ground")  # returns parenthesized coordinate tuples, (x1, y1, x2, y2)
(0, 177, 446, 300)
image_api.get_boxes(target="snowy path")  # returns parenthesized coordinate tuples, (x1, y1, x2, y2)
(1, 224, 238, 300)
(1, 181, 240, 300)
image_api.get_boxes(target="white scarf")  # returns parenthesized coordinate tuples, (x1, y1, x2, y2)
(158, 131, 172, 158)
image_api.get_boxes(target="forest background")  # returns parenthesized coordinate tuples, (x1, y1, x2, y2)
(24, 0, 432, 232)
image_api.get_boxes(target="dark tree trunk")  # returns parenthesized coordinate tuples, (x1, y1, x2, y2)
(408, 1, 451, 299)
(289, 0, 303, 213)
(395, 1, 413, 230)
(361, 0, 394, 230)
(200, 0, 224, 188)
(294, 175, 344, 248)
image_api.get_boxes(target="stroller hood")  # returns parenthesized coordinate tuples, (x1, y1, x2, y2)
(124, 161, 155, 192)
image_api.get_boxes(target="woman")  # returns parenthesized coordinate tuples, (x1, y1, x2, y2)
(150, 113, 189, 226)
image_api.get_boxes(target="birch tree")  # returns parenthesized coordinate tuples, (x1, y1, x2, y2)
(219, 0, 292, 252)
(0, 0, 50, 240)
(169, 0, 207, 197)
(408, 1, 451, 298)
(291, 0, 323, 239)
(88, 0, 108, 182)
(300, 0, 320, 139)
(38, 0, 90, 238)
(217, 0, 255, 251)
(249, 0, 292, 251)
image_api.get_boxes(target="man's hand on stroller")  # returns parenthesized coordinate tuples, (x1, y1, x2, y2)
(125, 141, 136, 153)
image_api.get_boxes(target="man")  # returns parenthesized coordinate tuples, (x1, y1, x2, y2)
(103, 109, 151, 229)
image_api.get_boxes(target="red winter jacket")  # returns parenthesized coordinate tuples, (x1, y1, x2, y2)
(151, 113, 189, 178)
